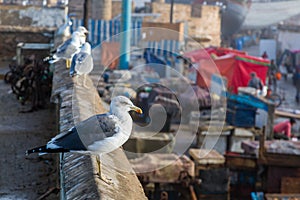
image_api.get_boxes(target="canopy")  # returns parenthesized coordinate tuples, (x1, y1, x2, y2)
(183, 47, 246, 63)
(196, 53, 270, 93)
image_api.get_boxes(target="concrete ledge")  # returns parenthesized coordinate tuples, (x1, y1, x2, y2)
(0, 25, 56, 33)
(51, 59, 147, 199)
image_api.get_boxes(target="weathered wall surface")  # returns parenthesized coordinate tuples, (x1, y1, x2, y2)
(142, 22, 185, 41)
(0, 5, 65, 60)
(0, 5, 65, 27)
(150, 3, 221, 47)
(0, 30, 52, 60)
(68, 0, 133, 20)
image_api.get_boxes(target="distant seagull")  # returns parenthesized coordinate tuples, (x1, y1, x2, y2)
(69, 42, 93, 87)
(56, 17, 73, 38)
(45, 31, 83, 68)
(76, 26, 89, 45)
(26, 96, 142, 184)
(45, 26, 88, 68)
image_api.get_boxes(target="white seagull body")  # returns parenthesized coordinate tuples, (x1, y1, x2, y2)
(47, 31, 82, 64)
(26, 96, 142, 184)
(69, 42, 93, 77)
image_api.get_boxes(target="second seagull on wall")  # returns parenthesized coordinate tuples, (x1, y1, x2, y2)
(69, 42, 94, 87)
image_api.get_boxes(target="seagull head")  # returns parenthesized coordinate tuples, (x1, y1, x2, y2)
(110, 96, 142, 116)
(72, 30, 86, 45)
(67, 19, 73, 26)
(71, 31, 83, 47)
(77, 26, 89, 34)
(81, 42, 92, 55)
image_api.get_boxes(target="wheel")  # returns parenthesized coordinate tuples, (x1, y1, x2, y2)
(268, 93, 282, 107)
(4, 71, 13, 84)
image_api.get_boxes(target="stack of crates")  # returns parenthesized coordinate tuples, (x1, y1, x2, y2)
(226, 98, 257, 128)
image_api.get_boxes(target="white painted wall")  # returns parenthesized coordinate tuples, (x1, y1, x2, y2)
(278, 31, 300, 51)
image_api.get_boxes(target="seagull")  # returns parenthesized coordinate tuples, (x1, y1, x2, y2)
(76, 26, 89, 45)
(69, 42, 93, 87)
(26, 96, 142, 184)
(55, 17, 73, 37)
(44, 31, 83, 68)
(45, 26, 88, 68)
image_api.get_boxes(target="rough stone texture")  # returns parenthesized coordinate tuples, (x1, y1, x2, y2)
(142, 21, 185, 41)
(0, 31, 53, 60)
(91, 0, 112, 20)
(111, 0, 135, 18)
(0, 5, 65, 60)
(67, 0, 84, 19)
(0, 5, 65, 27)
(112, 0, 122, 18)
(68, 0, 133, 20)
(150, 2, 221, 47)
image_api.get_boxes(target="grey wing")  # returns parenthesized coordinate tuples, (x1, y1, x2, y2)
(75, 114, 119, 148)
(47, 127, 87, 151)
(55, 40, 79, 59)
(56, 38, 72, 54)
(47, 114, 118, 151)
(74, 53, 94, 74)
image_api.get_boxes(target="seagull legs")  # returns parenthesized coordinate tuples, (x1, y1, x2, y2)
(96, 154, 113, 185)
(66, 59, 71, 69)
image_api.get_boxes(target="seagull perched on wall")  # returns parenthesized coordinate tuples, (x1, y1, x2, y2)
(26, 96, 142, 184)
(76, 26, 89, 44)
(44, 31, 82, 68)
(55, 17, 73, 38)
(45, 26, 88, 68)
(69, 42, 93, 87)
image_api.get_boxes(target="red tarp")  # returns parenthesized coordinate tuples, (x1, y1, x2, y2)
(183, 47, 213, 62)
(189, 48, 270, 93)
(183, 47, 247, 63)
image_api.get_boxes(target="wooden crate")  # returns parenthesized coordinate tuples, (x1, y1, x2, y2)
(123, 132, 175, 159)
(229, 128, 254, 153)
(130, 154, 195, 183)
(281, 177, 300, 193)
(265, 193, 300, 200)
(265, 166, 300, 193)
(189, 148, 225, 176)
(225, 152, 257, 170)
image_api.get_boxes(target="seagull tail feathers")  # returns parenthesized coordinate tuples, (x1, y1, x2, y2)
(43, 55, 59, 64)
(26, 145, 69, 156)
(26, 145, 48, 155)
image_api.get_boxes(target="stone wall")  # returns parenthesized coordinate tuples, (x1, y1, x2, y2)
(150, 2, 221, 47)
(0, 5, 65, 27)
(142, 21, 185, 41)
(0, 5, 65, 60)
(112, 0, 122, 18)
(0, 29, 53, 60)
(68, 0, 134, 20)
(50, 34, 147, 200)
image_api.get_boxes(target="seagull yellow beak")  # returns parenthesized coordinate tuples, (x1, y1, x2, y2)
(130, 106, 142, 114)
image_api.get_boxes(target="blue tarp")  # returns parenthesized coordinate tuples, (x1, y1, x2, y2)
(227, 93, 268, 111)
